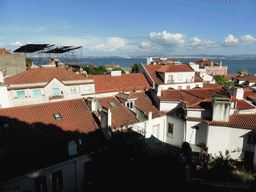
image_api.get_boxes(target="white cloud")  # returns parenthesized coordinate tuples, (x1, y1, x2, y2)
(223, 34, 256, 47)
(89, 37, 127, 52)
(139, 41, 151, 49)
(149, 30, 186, 47)
(10, 41, 23, 46)
(188, 37, 220, 49)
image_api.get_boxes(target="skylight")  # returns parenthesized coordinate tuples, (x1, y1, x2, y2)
(108, 101, 116, 107)
(54, 113, 62, 120)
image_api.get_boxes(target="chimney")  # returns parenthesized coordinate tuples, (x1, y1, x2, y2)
(110, 70, 121, 76)
(148, 112, 152, 120)
(235, 88, 244, 100)
(147, 57, 153, 65)
(212, 97, 230, 122)
(100, 107, 112, 139)
(86, 97, 97, 112)
(211, 61, 213, 67)
(220, 61, 222, 66)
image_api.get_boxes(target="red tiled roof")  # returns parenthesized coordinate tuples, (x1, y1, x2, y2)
(0, 49, 11, 54)
(159, 87, 224, 109)
(0, 99, 105, 181)
(194, 60, 219, 66)
(143, 65, 164, 84)
(97, 96, 139, 129)
(156, 64, 194, 73)
(203, 83, 224, 89)
(154, 59, 164, 63)
(207, 113, 256, 129)
(90, 73, 151, 93)
(230, 96, 256, 110)
(4, 68, 90, 85)
(234, 75, 256, 81)
(243, 89, 256, 100)
(123, 91, 165, 119)
(223, 74, 240, 81)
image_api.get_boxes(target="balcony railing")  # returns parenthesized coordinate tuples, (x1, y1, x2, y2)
(49, 95, 64, 100)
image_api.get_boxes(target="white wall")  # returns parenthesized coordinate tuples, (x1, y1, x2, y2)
(0, 86, 11, 108)
(157, 82, 204, 96)
(164, 71, 195, 84)
(165, 116, 185, 146)
(159, 101, 180, 112)
(8, 78, 95, 107)
(207, 125, 251, 160)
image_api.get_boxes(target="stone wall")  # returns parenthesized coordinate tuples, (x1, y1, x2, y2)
(0, 53, 26, 77)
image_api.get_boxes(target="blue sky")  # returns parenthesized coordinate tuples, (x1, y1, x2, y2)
(1, 0, 256, 56)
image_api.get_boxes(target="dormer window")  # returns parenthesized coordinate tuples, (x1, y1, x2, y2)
(126, 101, 133, 109)
(54, 113, 62, 120)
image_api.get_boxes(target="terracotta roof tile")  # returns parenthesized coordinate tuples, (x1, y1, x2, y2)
(0, 99, 105, 181)
(4, 68, 90, 85)
(143, 65, 164, 84)
(194, 60, 219, 66)
(230, 96, 256, 110)
(0, 49, 11, 54)
(156, 64, 194, 73)
(90, 73, 151, 93)
(207, 113, 256, 129)
(124, 91, 165, 118)
(97, 96, 139, 129)
(159, 87, 224, 109)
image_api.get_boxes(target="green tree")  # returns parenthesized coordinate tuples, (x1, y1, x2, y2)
(26, 58, 33, 69)
(213, 75, 233, 87)
(131, 63, 140, 73)
(99, 65, 108, 73)
(83, 66, 103, 75)
(111, 67, 126, 74)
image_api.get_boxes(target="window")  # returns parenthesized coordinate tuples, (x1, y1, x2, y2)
(52, 171, 63, 192)
(108, 101, 116, 107)
(217, 70, 220, 73)
(53, 88, 60, 95)
(69, 141, 77, 156)
(70, 88, 76, 93)
(187, 86, 190, 89)
(126, 101, 133, 109)
(33, 90, 41, 97)
(221, 70, 224, 73)
(54, 113, 62, 120)
(178, 86, 182, 89)
(167, 123, 173, 138)
(153, 124, 160, 138)
(35, 176, 47, 192)
(212, 70, 215, 74)
(208, 70, 211, 73)
(17, 91, 25, 98)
